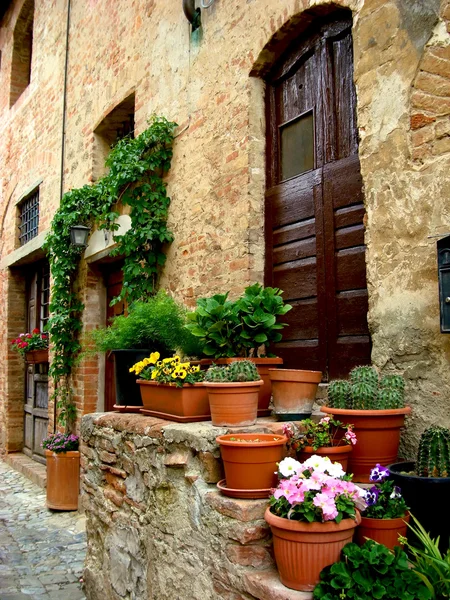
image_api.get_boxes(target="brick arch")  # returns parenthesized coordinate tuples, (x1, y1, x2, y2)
(410, 1, 450, 162)
(10, 0, 34, 107)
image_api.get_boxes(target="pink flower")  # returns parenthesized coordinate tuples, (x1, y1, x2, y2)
(319, 416, 331, 425)
(345, 429, 357, 445)
(313, 493, 338, 521)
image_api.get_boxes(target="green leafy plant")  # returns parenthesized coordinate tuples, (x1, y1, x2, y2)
(313, 540, 432, 599)
(417, 426, 450, 478)
(44, 115, 177, 430)
(186, 284, 292, 358)
(129, 352, 204, 388)
(283, 415, 357, 452)
(327, 367, 406, 411)
(362, 464, 408, 520)
(11, 329, 49, 357)
(90, 291, 202, 356)
(204, 360, 260, 383)
(401, 514, 450, 599)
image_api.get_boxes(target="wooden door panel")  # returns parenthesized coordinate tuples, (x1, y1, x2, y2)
(268, 173, 319, 228)
(334, 205, 365, 229)
(273, 237, 316, 264)
(274, 341, 322, 373)
(273, 257, 317, 299)
(336, 290, 369, 336)
(33, 417, 48, 457)
(335, 224, 364, 250)
(24, 413, 33, 449)
(335, 247, 367, 291)
(281, 299, 319, 340)
(273, 219, 316, 246)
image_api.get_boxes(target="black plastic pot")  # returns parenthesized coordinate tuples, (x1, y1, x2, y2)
(112, 349, 152, 406)
(388, 461, 450, 551)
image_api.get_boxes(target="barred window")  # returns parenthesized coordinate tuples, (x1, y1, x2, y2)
(18, 188, 39, 245)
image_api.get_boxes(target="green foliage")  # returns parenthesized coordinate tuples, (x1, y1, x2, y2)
(313, 540, 432, 600)
(327, 380, 351, 409)
(402, 513, 450, 599)
(204, 360, 260, 383)
(327, 367, 406, 411)
(417, 426, 450, 478)
(363, 478, 409, 520)
(44, 115, 177, 430)
(90, 291, 202, 356)
(133, 354, 205, 388)
(284, 416, 355, 452)
(185, 283, 292, 358)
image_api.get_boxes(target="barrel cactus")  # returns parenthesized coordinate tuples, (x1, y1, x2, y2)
(350, 382, 377, 409)
(376, 387, 404, 409)
(227, 360, 260, 382)
(204, 365, 229, 382)
(327, 380, 351, 409)
(350, 366, 379, 388)
(417, 426, 450, 478)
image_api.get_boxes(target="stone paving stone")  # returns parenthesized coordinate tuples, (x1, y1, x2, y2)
(0, 460, 87, 599)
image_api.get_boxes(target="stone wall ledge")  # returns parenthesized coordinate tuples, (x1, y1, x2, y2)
(244, 571, 313, 600)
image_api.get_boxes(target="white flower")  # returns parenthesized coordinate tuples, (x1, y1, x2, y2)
(325, 462, 345, 478)
(303, 455, 332, 472)
(278, 457, 302, 477)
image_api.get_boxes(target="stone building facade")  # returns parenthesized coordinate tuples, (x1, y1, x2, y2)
(1, 0, 450, 462)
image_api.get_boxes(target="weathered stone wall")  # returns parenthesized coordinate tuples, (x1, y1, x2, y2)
(81, 413, 310, 600)
(1, 0, 450, 455)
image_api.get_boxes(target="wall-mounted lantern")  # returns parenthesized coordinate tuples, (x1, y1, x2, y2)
(437, 234, 450, 333)
(70, 224, 90, 248)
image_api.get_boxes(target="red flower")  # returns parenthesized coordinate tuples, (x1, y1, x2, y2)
(32, 328, 40, 334)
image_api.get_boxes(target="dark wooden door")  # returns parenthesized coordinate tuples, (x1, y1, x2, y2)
(265, 12, 371, 379)
(104, 265, 127, 412)
(23, 261, 50, 464)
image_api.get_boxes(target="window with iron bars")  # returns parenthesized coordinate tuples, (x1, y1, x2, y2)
(18, 188, 39, 246)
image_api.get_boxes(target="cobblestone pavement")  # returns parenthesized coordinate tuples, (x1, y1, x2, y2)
(0, 460, 86, 600)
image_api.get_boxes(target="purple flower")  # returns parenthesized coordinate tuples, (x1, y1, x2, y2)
(365, 486, 380, 506)
(390, 485, 402, 500)
(370, 464, 390, 482)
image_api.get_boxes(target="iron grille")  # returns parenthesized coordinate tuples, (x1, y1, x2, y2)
(18, 189, 39, 245)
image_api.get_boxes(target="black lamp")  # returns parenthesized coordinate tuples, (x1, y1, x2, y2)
(70, 225, 90, 248)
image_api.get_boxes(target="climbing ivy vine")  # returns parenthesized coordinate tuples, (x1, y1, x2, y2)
(44, 115, 177, 430)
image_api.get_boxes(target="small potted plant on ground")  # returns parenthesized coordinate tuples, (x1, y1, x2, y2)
(388, 426, 450, 551)
(265, 455, 365, 591)
(313, 539, 432, 600)
(356, 463, 409, 549)
(321, 366, 411, 482)
(216, 432, 287, 498)
(132, 352, 208, 422)
(11, 329, 49, 363)
(42, 432, 80, 511)
(186, 284, 292, 415)
(283, 415, 357, 471)
(204, 360, 263, 426)
(90, 290, 202, 410)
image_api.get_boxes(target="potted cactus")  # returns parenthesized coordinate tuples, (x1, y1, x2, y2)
(388, 426, 450, 551)
(321, 366, 411, 482)
(204, 360, 263, 426)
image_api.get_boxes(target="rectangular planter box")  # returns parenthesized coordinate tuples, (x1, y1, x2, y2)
(25, 349, 49, 364)
(138, 380, 210, 423)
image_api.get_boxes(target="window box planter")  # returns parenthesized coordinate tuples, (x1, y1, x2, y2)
(25, 349, 49, 364)
(138, 380, 210, 422)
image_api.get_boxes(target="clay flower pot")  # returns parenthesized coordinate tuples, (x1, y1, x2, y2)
(297, 444, 353, 472)
(216, 433, 287, 495)
(269, 369, 322, 421)
(205, 380, 263, 426)
(138, 380, 210, 422)
(356, 512, 410, 550)
(320, 406, 411, 483)
(25, 348, 49, 363)
(213, 357, 283, 416)
(45, 450, 80, 511)
(265, 507, 361, 591)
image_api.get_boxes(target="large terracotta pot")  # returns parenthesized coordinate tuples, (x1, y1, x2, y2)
(320, 406, 411, 483)
(213, 357, 283, 416)
(45, 450, 80, 511)
(216, 433, 287, 493)
(25, 348, 49, 363)
(204, 380, 263, 426)
(269, 369, 322, 420)
(388, 461, 450, 552)
(356, 512, 409, 550)
(265, 507, 361, 591)
(297, 444, 353, 472)
(138, 381, 210, 422)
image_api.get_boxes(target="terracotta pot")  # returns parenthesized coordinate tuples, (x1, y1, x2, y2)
(321, 406, 411, 483)
(45, 450, 80, 511)
(138, 381, 210, 422)
(213, 357, 283, 415)
(205, 380, 263, 426)
(265, 507, 361, 591)
(297, 444, 353, 472)
(216, 433, 287, 492)
(25, 349, 49, 363)
(356, 512, 410, 550)
(269, 369, 322, 420)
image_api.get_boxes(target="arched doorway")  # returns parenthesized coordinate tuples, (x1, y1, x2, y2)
(264, 9, 371, 379)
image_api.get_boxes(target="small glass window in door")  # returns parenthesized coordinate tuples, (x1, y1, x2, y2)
(279, 110, 314, 181)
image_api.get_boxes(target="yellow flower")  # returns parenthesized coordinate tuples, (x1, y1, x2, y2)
(151, 369, 158, 380)
(149, 351, 160, 364)
(163, 357, 173, 364)
(178, 369, 187, 379)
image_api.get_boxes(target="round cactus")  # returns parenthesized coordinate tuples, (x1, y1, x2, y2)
(350, 366, 379, 388)
(227, 360, 260, 382)
(204, 365, 229, 382)
(327, 380, 351, 409)
(350, 381, 377, 409)
(376, 387, 404, 409)
(417, 426, 450, 478)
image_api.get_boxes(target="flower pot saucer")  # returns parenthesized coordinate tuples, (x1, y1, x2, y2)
(139, 408, 211, 423)
(113, 404, 142, 413)
(217, 479, 271, 499)
(274, 412, 312, 422)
